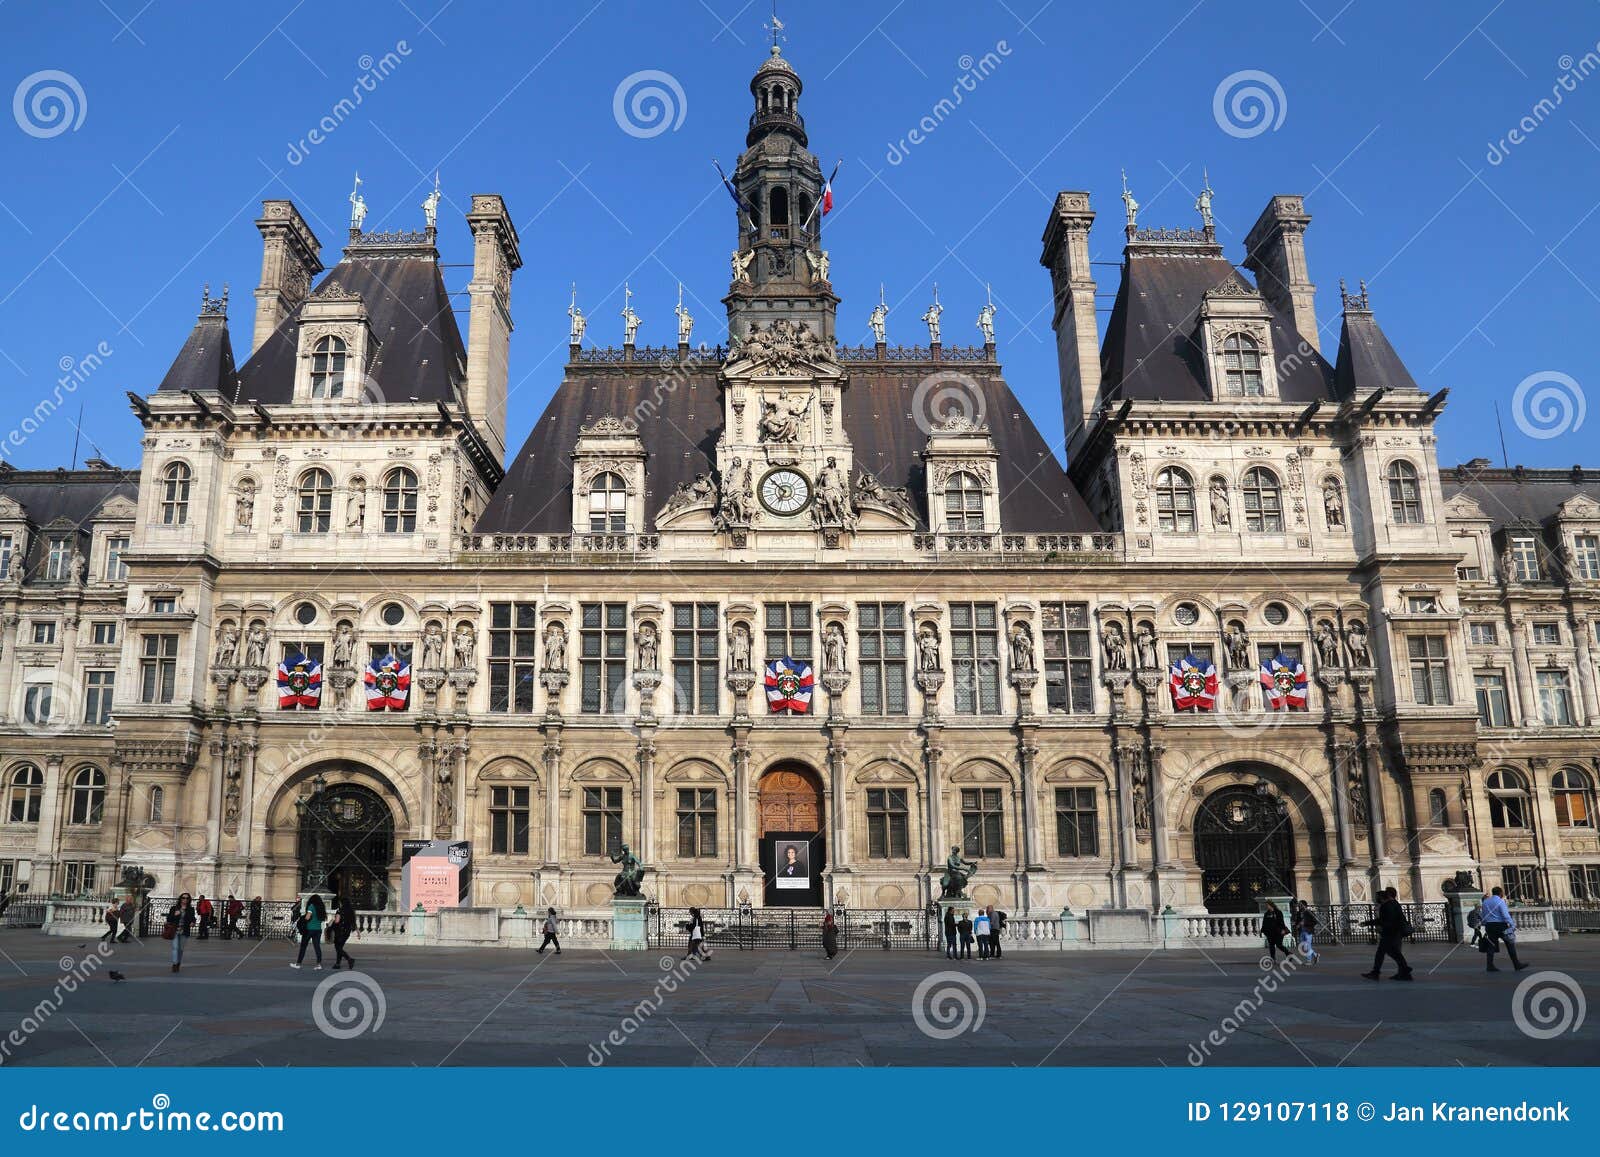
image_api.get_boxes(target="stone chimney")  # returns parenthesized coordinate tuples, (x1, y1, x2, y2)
(1242, 195, 1318, 351)
(251, 200, 323, 355)
(464, 194, 522, 464)
(1040, 191, 1102, 461)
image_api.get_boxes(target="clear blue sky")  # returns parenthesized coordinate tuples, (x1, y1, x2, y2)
(2, 0, 1597, 472)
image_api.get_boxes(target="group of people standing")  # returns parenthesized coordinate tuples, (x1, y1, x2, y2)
(942, 905, 1007, 960)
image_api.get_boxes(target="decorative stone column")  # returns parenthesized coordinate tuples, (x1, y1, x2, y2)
(236, 725, 260, 859)
(921, 721, 945, 906)
(1015, 727, 1043, 874)
(539, 717, 564, 869)
(1328, 740, 1358, 903)
(0, 612, 18, 722)
(1509, 616, 1539, 725)
(636, 733, 657, 867)
(1572, 614, 1600, 723)
(825, 721, 850, 874)
(34, 753, 65, 885)
(1147, 740, 1174, 873)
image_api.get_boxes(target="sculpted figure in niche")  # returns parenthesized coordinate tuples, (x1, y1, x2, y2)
(420, 622, 447, 671)
(346, 480, 366, 530)
(823, 622, 847, 674)
(1314, 620, 1341, 668)
(814, 456, 854, 529)
(543, 622, 568, 672)
(1345, 621, 1370, 668)
(451, 623, 475, 669)
(235, 480, 256, 529)
(916, 625, 942, 673)
(1102, 623, 1128, 671)
(1323, 480, 1345, 529)
(758, 392, 811, 444)
(636, 622, 659, 672)
(1210, 480, 1231, 527)
(730, 623, 753, 672)
(242, 622, 269, 669)
(1009, 623, 1035, 672)
(214, 622, 240, 668)
(1135, 625, 1159, 670)
(1225, 624, 1252, 670)
(331, 622, 358, 668)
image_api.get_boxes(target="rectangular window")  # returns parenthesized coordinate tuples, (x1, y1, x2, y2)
(140, 634, 179, 704)
(1511, 536, 1540, 583)
(23, 683, 52, 725)
(1406, 595, 1440, 613)
(62, 862, 97, 895)
(84, 670, 115, 726)
(580, 603, 627, 715)
(488, 602, 539, 714)
(104, 536, 129, 581)
(582, 786, 623, 857)
(856, 602, 907, 716)
(151, 597, 176, 614)
(865, 787, 910, 859)
(676, 788, 718, 858)
(961, 787, 1004, 857)
(1500, 866, 1539, 904)
(950, 602, 1001, 715)
(44, 536, 70, 582)
(91, 621, 118, 646)
(1407, 635, 1451, 705)
(1537, 669, 1575, 727)
(490, 785, 530, 855)
(1570, 866, 1600, 902)
(0, 860, 13, 895)
(1453, 534, 1482, 581)
(0, 533, 11, 580)
(763, 602, 813, 663)
(1532, 622, 1561, 646)
(672, 603, 720, 716)
(1575, 535, 1600, 581)
(1055, 786, 1098, 857)
(1469, 622, 1498, 647)
(1474, 671, 1511, 727)
(31, 621, 56, 645)
(1041, 602, 1094, 715)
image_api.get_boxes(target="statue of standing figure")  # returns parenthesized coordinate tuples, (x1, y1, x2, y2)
(868, 286, 888, 344)
(349, 173, 368, 231)
(1009, 623, 1035, 673)
(823, 622, 847, 674)
(568, 285, 587, 345)
(916, 625, 942, 673)
(674, 283, 693, 345)
(921, 287, 943, 344)
(620, 284, 641, 345)
(242, 623, 270, 669)
(730, 622, 753, 672)
(940, 846, 977, 899)
(976, 292, 996, 345)
(611, 844, 644, 898)
(451, 623, 476, 670)
(420, 622, 447, 671)
(543, 622, 568, 672)
(635, 622, 660, 672)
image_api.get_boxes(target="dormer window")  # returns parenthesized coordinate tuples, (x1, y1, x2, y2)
(310, 336, 348, 398)
(296, 468, 333, 534)
(587, 472, 627, 533)
(1573, 534, 1600, 580)
(0, 532, 12, 579)
(383, 468, 419, 533)
(1240, 467, 1283, 532)
(943, 471, 986, 532)
(1387, 460, 1424, 524)
(160, 463, 191, 525)
(1510, 535, 1540, 582)
(44, 536, 70, 581)
(1154, 467, 1196, 533)
(1221, 332, 1264, 396)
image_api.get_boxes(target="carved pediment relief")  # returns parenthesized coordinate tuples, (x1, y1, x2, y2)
(1443, 493, 1491, 521)
(93, 495, 138, 522)
(0, 496, 27, 522)
(724, 319, 840, 379)
(1556, 494, 1600, 522)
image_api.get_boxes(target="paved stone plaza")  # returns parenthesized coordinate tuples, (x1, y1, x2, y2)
(0, 930, 1594, 1067)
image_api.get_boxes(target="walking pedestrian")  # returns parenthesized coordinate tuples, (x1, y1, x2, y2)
(1294, 900, 1320, 963)
(1466, 900, 1484, 946)
(291, 893, 326, 970)
(1478, 886, 1528, 973)
(331, 895, 357, 970)
(822, 912, 839, 960)
(943, 906, 958, 959)
(537, 907, 562, 955)
(117, 897, 136, 943)
(165, 893, 197, 973)
(684, 907, 706, 960)
(973, 906, 992, 960)
(101, 902, 120, 945)
(989, 907, 1006, 959)
(1361, 887, 1414, 981)
(196, 894, 213, 939)
(247, 896, 262, 939)
(224, 894, 243, 940)
(956, 912, 974, 960)
(1261, 901, 1293, 963)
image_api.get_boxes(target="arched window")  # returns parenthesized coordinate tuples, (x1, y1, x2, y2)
(1553, 767, 1595, 828)
(383, 468, 419, 534)
(148, 785, 165, 824)
(296, 469, 333, 534)
(770, 186, 789, 234)
(1388, 460, 1424, 524)
(587, 472, 627, 533)
(309, 336, 347, 399)
(1154, 467, 1196, 533)
(1241, 467, 1284, 533)
(1427, 788, 1449, 827)
(6, 765, 42, 824)
(160, 462, 191, 526)
(1220, 332, 1264, 396)
(943, 471, 985, 532)
(68, 766, 106, 826)
(1486, 768, 1529, 829)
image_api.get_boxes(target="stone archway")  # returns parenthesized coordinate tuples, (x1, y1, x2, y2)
(758, 764, 825, 907)
(1194, 784, 1295, 913)
(295, 779, 396, 909)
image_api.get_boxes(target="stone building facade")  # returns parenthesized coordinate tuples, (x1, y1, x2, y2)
(2, 45, 1597, 916)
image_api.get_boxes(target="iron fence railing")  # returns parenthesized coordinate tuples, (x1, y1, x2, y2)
(648, 907, 935, 952)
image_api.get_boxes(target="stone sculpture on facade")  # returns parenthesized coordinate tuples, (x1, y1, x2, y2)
(659, 473, 717, 520)
(730, 622, 753, 673)
(805, 248, 830, 284)
(331, 622, 358, 669)
(1102, 623, 1128, 670)
(434, 754, 455, 835)
(420, 622, 447, 671)
(213, 622, 240, 669)
(235, 480, 255, 530)
(451, 623, 475, 670)
(939, 846, 976, 899)
(823, 622, 847, 674)
(977, 293, 996, 345)
(852, 468, 918, 523)
(611, 843, 644, 898)
(916, 624, 942, 673)
(921, 286, 943, 344)
(1009, 622, 1035, 672)
(636, 622, 660, 672)
(868, 285, 888, 343)
(674, 283, 693, 344)
(543, 622, 567, 671)
(346, 481, 366, 529)
(814, 456, 855, 530)
(1225, 624, 1252, 671)
(759, 392, 812, 443)
(1323, 480, 1345, 528)
(242, 623, 269, 670)
(1314, 620, 1341, 668)
(717, 458, 755, 530)
(1345, 621, 1371, 668)
(1347, 763, 1369, 826)
(421, 173, 441, 230)
(620, 285, 641, 345)
(348, 172, 367, 231)
(731, 249, 754, 284)
(568, 284, 586, 345)
(1135, 625, 1159, 670)
(1210, 479, 1231, 527)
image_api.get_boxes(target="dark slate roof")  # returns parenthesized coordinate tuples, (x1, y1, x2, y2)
(157, 311, 238, 395)
(476, 361, 1100, 534)
(0, 468, 139, 583)
(234, 253, 467, 406)
(1099, 248, 1340, 404)
(1442, 464, 1600, 536)
(1334, 308, 1421, 395)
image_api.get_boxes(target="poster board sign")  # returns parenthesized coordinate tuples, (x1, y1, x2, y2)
(773, 839, 811, 890)
(400, 840, 472, 910)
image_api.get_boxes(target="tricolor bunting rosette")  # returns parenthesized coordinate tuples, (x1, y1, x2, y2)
(1168, 652, 1218, 711)
(276, 653, 323, 709)
(364, 653, 411, 711)
(1259, 651, 1308, 710)
(764, 656, 814, 714)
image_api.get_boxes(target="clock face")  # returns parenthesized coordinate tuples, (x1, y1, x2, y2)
(759, 468, 812, 516)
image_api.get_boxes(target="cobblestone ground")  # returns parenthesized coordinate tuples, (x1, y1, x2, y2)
(0, 930, 1595, 1066)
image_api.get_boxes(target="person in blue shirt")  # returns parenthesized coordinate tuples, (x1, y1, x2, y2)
(1478, 886, 1528, 973)
(973, 907, 992, 960)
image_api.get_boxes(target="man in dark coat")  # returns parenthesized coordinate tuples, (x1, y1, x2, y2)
(942, 907, 957, 958)
(1361, 887, 1414, 981)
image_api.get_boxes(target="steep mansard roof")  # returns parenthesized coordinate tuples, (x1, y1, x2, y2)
(0, 467, 139, 582)
(224, 250, 468, 406)
(157, 307, 238, 396)
(1442, 463, 1600, 535)
(476, 360, 1101, 535)
(1334, 303, 1421, 395)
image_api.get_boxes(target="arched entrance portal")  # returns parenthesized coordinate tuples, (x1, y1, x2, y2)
(1195, 785, 1295, 913)
(296, 778, 395, 910)
(758, 765, 825, 907)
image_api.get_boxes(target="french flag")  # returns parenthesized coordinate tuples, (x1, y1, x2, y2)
(820, 160, 840, 216)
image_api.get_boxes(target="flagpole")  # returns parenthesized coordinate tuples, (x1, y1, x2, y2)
(802, 159, 842, 231)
